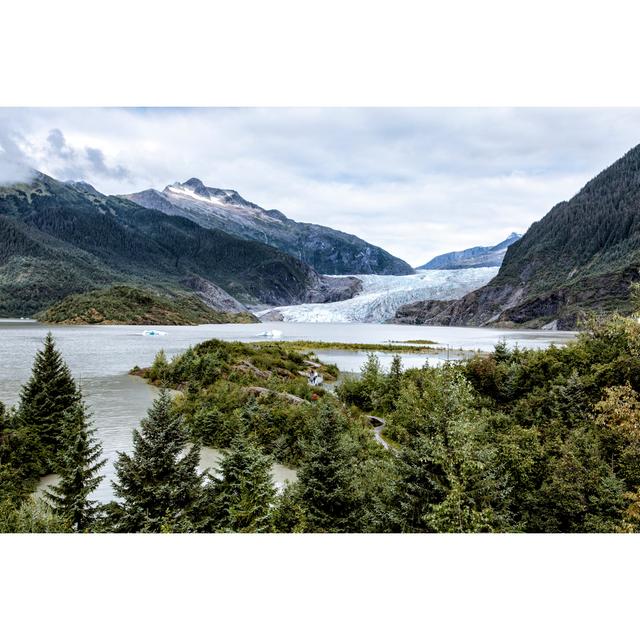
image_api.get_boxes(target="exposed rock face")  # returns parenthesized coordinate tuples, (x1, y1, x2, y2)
(123, 180, 414, 276)
(393, 299, 458, 325)
(305, 276, 363, 303)
(394, 265, 640, 330)
(418, 232, 522, 270)
(258, 309, 284, 321)
(180, 275, 250, 313)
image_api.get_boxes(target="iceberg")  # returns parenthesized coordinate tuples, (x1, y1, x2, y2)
(257, 329, 283, 338)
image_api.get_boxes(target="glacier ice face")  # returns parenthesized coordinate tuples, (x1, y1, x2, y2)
(257, 267, 499, 323)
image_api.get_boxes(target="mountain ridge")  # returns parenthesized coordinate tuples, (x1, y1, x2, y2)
(417, 232, 522, 270)
(0, 173, 360, 317)
(123, 179, 414, 276)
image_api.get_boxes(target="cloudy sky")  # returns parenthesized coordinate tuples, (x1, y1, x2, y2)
(1, 107, 640, 267)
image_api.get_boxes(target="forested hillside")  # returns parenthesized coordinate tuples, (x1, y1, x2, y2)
(37, 285, 256, 325)
(399, 144, 640, 329)
(0, 173, 355, 317)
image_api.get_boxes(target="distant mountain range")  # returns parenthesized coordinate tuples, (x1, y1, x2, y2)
(0, 173, 361, 318)
(395, 144, 640, 329)
(417, 233, 522, 270)
(123, 179, 414, 276)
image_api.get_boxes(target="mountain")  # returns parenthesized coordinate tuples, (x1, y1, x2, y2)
(0, 173, 360, 318)
(417, 232, 522, 270)
(394, 144, 640, 329)
(123, 178, 414, 275)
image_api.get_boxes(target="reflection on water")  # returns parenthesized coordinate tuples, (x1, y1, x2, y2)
(1, 319, 576, 503)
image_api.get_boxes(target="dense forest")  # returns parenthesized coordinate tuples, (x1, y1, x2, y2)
(0, 173, 332, 317)
(4, 308, 640, 532)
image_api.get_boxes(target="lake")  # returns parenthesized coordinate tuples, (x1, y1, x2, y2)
(0, 319, 576, 502)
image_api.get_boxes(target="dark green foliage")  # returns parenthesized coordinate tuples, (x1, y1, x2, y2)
(337, 353, 406, 415)
(293, 404, 360, 532)
(0, 403, 28, 502)
(0, 173, 324, 316)
(110, 390, 207, 532)
(389, 368, 509, 532)
(210, 427, 276, 533)
(45, 400, 106, 531)
(458, 144, 640, 327)
(16, 332, 79, 474)
(37, 285, 256, 325)
(143, 339, 336, 466)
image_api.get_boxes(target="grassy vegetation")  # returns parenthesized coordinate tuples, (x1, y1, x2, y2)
(37, 285, 257, 325)
(132, 339, 374, 467)
(246, 340, 443, 354)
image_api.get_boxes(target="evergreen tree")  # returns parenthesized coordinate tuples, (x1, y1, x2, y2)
(110, 390, 207, 532)
(212, 428, 276, 532)
(45, 400, 106, 531)
(17, 332, 79, 473)
(360, 353, 384, 412)
(383, 354, 403, 411)
(391, 369, 508, 532)
(295, 403, 358, 532)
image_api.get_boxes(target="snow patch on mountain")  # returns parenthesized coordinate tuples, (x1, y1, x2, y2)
(257, 267, 499, 323)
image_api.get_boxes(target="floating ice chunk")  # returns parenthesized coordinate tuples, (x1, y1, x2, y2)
(142, 330, 167, 337)
(257, 329, 283, 338)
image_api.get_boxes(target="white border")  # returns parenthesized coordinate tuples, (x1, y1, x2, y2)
(3, 0, 640, 637)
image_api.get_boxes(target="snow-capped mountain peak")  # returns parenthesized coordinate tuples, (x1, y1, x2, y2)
(162, 179, 283, 221)
(122, 179, 415, 276)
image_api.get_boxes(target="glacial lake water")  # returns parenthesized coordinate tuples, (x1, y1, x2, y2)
(0, 319, 576, 502)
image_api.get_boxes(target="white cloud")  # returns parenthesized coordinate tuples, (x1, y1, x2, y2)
(0, 127, 34, 185)
(1, 107, 640, 266)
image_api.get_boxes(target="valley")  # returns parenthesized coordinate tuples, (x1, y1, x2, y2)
(256, 267, 498, 323)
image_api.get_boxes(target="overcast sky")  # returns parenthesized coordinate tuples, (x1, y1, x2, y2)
(1, 107, 640, 267)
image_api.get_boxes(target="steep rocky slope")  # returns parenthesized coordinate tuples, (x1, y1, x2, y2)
(394, 144, 640, 329)
(124, 178, 413, 275)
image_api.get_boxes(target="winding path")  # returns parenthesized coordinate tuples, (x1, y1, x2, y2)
(366, 415, 390, 450)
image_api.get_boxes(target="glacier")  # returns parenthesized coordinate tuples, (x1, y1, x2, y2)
(257, 267, 499, 323)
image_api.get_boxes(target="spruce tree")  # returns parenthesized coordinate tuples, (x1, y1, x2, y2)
(111, 390, 206, 532)
(45, 400, 106, 532)
(212, 428, 276, 532)
(0, 403, 40, 502)
(295, 403, 358, 532)
(360, 353, 384, 412)
(17, 332, 79, 473)
(391, 371, 506, 532)
(383, 354, 403, 411)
